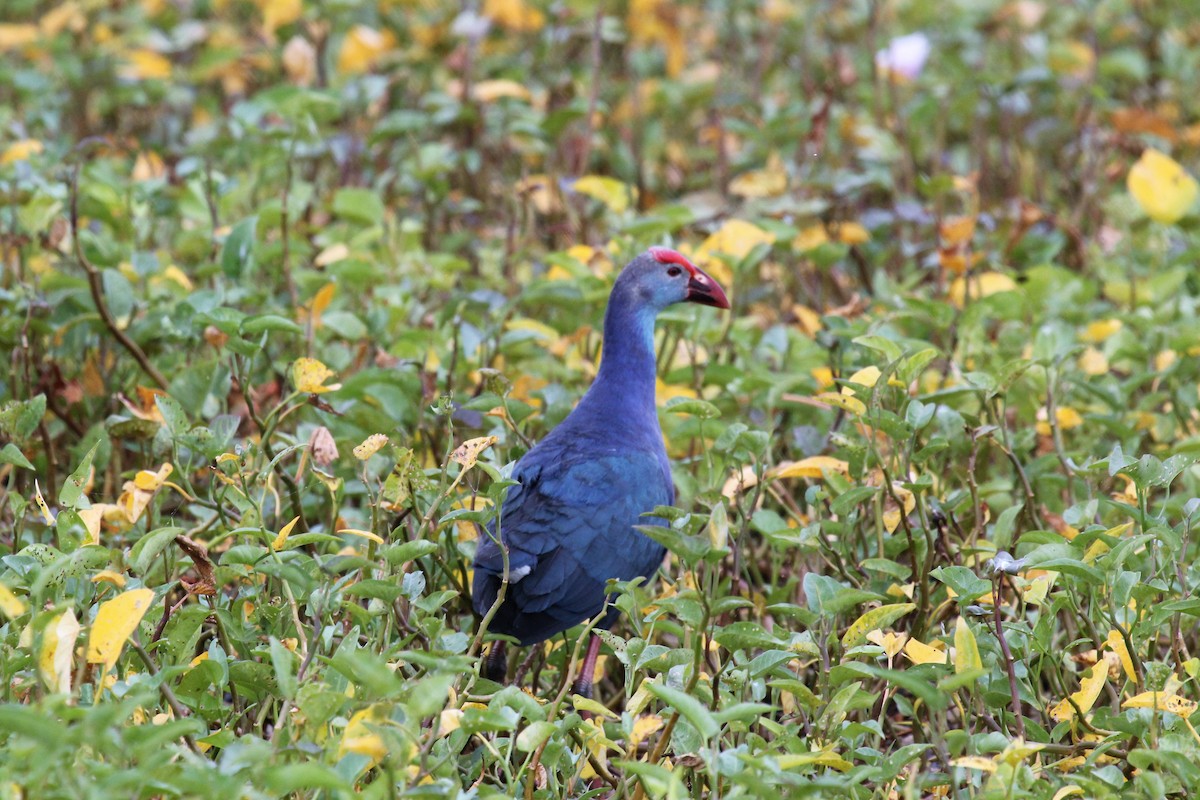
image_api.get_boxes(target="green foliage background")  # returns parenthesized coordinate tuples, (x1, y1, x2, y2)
(4, 0, 1200, 797)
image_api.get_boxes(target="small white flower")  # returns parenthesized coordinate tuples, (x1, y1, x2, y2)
(876, 32, 931, 82)
(451, 10, 491, 41)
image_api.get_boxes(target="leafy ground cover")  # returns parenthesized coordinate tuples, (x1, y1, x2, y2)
(5, 0, 1200, 797)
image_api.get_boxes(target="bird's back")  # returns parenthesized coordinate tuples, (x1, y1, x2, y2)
(472, 425, 671, 645)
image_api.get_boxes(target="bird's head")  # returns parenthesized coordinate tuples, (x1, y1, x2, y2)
(616, 247, 731, 311)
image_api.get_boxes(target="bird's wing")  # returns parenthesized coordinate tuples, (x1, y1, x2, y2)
(473, 444, 672, 613)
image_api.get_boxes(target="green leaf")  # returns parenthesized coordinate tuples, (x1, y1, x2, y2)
(269, 637, 297, 700)
(515, 720, 557, 752)
(714, 622, 785, 652)
(930, 566, 991, 603)
(59, 441, 100, 509)
(646, 681, 719, 740)
(841, 603, 916, 649)
(663, 397, 721, 419)
(242, 315, 303, 336)
(263, 764, 351, 793)
(131, 527, 184, 574)
(333, 188, 385, 226)
(221, 216, 258, 278)
(0, 443, 35, 470)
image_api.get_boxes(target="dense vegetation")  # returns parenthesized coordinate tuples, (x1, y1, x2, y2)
(5, 0, 1200, 797)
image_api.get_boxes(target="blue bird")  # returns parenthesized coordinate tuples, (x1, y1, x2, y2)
(472, 247, 730, 697)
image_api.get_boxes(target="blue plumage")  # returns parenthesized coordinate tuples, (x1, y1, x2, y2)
(472, 248, 729, 651)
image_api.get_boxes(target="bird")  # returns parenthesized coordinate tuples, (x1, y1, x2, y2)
(472, 246, 730, 698)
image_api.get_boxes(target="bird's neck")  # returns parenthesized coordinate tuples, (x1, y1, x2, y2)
(583, 292, 660, 425)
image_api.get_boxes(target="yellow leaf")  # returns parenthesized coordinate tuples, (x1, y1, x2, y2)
(33, 480, 54, 524)
(793, 305, 822, 336)
(707, 502, 729, 551)
(997, 738, 1045, 765)
(1078, 347, 1108, 376)
(1105, 630, 1137, 685)
(776, 750, 854, 771)
(951, 756, 998, 772)
(0, 583, 28, 619)
(844, 365, 881, 392)
(1056, 407, 1083, 429)
(0, 24, 38, 51)
(940, 215, 976, 247)
(160, 265, 193, 291)
(438, 708, 463, 736)
(882, 483, 916, 534)
(1, 139, 43, 164)
(1048, 40, 1095, 79)
(629, 714, 664, 747)
(866, 629, 908, 660)
(1022, 573, 1055, 606)
(792, 225, 830, 252)
(1128, 148, 1198, 224)
(450, 436, 498, 470)
(257, 0, 301, 36)
(39, 610, 80, 694)
(339, 704, 390, 766)
(337, 25, 394, 75)
(842, 603, 916, 649)
(338, 528, 385, 544)
(471, 79, 532, 104)
(1037, 406, 1084, 436)
(729, 155, 787, 198)
(310, 281, 336, 324)
(86, 588, 155, 672)
(37, 1, 82, 36)
(1082, 539, 1110, 564)
(314, 244, 348, 268)
(696, 219, 775, 265)
(772, 456, 850, 480)
(272, 516, 301, 551)
(571, 175, 638, 214)
(832, 221, 870, 245)
(353, 433, 390, 461)
(947, 271, 1018, 308)
(131, 150, 166, 182)
(1081, 318, 1122, 343)
(483, 0, 546, 32)
(291, 357, 341, 394)
(630, 0, 687, 71)
(903, 637, 948, 665)
(1122, 691, 1197, 716)
(954, 616, 982, 675)
(1049, 664, 1107, 722)
(1053, 787, 1085, 800)
(91, 570, 127, 588)
(815, 391, 866, 415)
(78, 507, 103, 545)
(120, 49, 172, 80)
(134, 463, 173, 491)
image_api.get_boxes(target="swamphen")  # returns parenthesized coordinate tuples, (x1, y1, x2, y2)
(472, 247, 730, 697)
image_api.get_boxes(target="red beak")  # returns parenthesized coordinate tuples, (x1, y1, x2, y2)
(647, 247, 730, 310)
(686, 267, 730, 309)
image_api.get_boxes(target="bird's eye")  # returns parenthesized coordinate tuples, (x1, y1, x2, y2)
(666, 266, 682, 277)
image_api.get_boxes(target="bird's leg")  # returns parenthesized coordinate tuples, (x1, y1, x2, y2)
(571, 634, 604, 699)
(483, 640, 508, 683)
(513, 646, 540, 688)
